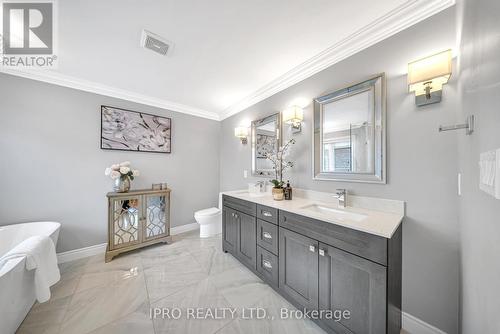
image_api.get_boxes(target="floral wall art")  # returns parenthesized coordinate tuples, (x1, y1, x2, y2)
(101, 106, 172, 153)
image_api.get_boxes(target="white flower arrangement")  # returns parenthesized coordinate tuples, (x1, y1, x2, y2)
(105, 161, 140, 181)
(264, 139, 296, 188)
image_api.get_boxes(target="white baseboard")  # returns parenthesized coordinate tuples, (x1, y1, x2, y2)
(171, 222, 199, 235)
(57, 243, 107, 264)
(403, 312, 447, 334)
(57, 223, 200, 264)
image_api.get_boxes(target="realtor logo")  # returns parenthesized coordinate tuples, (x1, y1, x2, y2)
(1, 0, 57, 67)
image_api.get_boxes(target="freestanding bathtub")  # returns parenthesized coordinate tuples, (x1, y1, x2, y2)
(0, 222, 61, 334)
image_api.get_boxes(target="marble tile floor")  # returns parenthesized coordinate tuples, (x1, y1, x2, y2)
(16, 230, 328, 334)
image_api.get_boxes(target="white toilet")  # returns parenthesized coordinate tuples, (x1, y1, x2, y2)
(194, 207, 222, 238)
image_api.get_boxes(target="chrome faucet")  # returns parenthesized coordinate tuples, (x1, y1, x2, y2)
(255, 181, 266, 192)
(334, 189, 347, 208)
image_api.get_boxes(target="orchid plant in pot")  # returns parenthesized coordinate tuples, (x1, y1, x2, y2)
(105, 161, 140, 193)
(265, 139, 296, 201)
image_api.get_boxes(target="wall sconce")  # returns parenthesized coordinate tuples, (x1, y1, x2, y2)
(234, 126, 249, 144)
(408, 49, 452, 106)
(283, 105, 304, 133)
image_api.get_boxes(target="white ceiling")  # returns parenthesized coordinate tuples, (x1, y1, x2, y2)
(2, 0, 455, 120)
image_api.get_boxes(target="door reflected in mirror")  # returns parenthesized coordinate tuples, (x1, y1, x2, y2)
(313, 74, 386, 183)
(322, 88, 374, 174)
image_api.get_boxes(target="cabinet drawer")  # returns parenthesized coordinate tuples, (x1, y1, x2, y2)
(223, 195, 256, 216)
(256, 204, 278, 224)
(257, 219, 278, 255)
(257, 246, 279, 287)
(279, 210, 387, 266)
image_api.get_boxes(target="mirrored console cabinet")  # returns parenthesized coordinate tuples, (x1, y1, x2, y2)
(105, 188, 172, 262)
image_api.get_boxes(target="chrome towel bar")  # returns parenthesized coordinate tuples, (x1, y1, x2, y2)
(439, 115, 475, 135)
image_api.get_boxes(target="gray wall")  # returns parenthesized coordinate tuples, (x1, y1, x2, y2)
(0, 74, 220, 253)
(457, 0, 500, 332)
(220, 9, 459, 333)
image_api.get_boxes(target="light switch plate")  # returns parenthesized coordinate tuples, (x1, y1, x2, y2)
(458, 173, 462, 196)
(243, 170, 248, 178)
(479, 149, 500, 199)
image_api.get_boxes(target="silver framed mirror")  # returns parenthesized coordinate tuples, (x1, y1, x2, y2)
(313, 74, 386, 183)
(252, 113, 281, 177)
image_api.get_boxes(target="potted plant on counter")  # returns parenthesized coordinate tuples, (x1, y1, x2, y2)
(266, 139, 295, 200)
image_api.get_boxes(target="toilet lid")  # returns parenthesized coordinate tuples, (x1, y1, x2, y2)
(195, 207, 220, 217)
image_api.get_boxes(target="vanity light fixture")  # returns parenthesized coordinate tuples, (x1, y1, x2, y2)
(408, 49, 452, 106)
(234, 126, 249, 144)
(283, 105, 304, 133)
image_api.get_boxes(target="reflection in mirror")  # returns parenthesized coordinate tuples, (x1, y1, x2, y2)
(112, 198, 139, 245)
(252, 113, 281, 176)
(322, 89, 374, 173)
(313, 74, 386, 183)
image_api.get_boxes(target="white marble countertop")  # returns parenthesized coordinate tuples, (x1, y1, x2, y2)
(221, 189, 405, 239)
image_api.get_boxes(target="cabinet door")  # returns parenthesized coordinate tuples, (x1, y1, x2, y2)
(143, 193, 169, 241)
(279, 228, 318, 310)
(319, 243, 387, 334)
(109, 196, 142, 250)
(222, 207, 237, 254)
(236, 211, 257, 270)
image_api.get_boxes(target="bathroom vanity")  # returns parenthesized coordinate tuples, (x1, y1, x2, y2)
(222, 190, 403, 334)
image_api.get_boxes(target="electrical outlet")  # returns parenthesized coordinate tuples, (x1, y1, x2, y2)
(243, 170, 248, 178)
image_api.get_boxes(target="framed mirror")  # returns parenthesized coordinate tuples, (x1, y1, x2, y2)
(313, 74, 386, 183)
(252, 113, 281, 177)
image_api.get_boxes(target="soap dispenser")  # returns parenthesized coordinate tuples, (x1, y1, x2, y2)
(284, 180, 292, 200)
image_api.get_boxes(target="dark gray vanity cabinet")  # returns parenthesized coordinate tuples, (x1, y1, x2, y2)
(319, 242, 387, 334)
(235, 211, 257, 270)
(222, 195, 402, 334)
(279, 210, 402, 334)
(222, 196, 257, 271)
(222, 207, 238, 254)
(279, 228, 319, 310)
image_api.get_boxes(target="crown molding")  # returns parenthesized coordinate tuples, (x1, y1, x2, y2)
(0, 68, 221, 121)
(220, 0, 456, 120)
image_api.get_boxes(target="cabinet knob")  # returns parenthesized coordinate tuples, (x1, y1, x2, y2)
(319, 249, 326, 257)
(263, 260, 272, 269)
(263, 232, 272, 239)
(262, 211, 272, 217)
(309, 245, 316, 253)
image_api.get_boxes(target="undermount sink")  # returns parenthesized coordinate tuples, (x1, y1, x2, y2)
(232, 190, 267, 197)
(248, 192, 266, 197)
(300, 204, 368, 222)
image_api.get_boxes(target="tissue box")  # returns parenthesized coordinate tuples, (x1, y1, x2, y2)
(479, 149, 500, 199)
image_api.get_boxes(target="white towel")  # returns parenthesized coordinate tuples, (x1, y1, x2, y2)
(0, 236, 60, 303)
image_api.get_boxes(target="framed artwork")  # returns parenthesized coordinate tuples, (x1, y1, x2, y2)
(101, 105, 172, 153)
(255, 133, 276, 158)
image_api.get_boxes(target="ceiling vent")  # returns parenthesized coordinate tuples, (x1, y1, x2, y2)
(140, 30, 173, 56)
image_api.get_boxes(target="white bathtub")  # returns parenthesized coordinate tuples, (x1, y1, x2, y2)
(0, 222, 61, 334)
